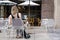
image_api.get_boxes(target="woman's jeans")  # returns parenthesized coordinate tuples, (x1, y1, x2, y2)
(16, 29, 26, 37)
(16, 29, 23, 36)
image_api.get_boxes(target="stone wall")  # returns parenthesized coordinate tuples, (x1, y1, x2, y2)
(41, 0, 54, 19)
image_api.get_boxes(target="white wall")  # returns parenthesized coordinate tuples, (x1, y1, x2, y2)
(54, 0, 60, 28)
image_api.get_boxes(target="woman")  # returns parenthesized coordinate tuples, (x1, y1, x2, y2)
(8, 5, 22, 38)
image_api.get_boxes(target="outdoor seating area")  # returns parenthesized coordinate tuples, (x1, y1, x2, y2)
(0, 0, 60, 40)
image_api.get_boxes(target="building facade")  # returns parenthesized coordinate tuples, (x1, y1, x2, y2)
(0, 0, 54, 26)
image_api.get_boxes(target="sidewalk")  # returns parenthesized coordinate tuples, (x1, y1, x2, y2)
(0, 26, 60, 40)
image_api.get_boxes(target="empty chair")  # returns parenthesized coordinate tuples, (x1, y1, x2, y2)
(0, 20, 5, 29)
(0, 19, 8, 33)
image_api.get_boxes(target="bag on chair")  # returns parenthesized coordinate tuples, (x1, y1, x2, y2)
(20, 29, 30, 39)
(24, 30, 30, 39)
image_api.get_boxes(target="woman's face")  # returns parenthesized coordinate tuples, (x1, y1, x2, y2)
(11, 6, 18, 15)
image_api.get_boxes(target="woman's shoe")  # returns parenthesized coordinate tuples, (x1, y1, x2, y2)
(0, 30, 2, 33)
(16, 35, 22, 39)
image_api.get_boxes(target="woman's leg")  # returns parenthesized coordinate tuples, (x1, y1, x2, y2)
(20, 29, 26, 38)
(19, 29, 23, 37)
(16, 29, 22, 38)
(16, 29, 19, 36)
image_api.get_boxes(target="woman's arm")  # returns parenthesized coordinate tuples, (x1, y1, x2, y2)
(18, 13, 22, 19)
(8, 15, 12, 25)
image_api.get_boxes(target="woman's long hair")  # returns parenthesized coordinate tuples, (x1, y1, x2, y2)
(11, 5, 18, 15)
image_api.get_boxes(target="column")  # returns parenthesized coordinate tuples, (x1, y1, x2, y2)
(54, 0, 60, 28)
(0, 6, 4, 18)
